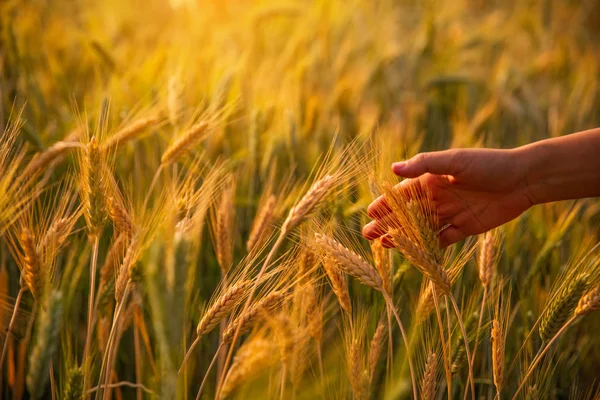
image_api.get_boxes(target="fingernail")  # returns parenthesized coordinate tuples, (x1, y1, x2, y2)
(392, 162, 406, 174)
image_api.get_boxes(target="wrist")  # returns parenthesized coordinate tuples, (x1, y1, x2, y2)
(512, 140, 554, 206)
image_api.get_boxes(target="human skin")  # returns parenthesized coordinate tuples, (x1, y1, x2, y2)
(362, 128, 600, 248)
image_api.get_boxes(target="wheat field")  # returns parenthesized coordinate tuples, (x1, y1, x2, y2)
(1, 0, 600, 399)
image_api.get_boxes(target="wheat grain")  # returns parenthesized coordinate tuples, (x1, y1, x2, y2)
(107, 195, 135, 238)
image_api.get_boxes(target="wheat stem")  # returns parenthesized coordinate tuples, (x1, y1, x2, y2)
(0, 286, 24, 375)
(195, 343, 224, 400)
(449, 295, 476, 400)
(83, 236, 100, 392)
(382, 290, 418, 400)
(95, 283, 131, 400)
(463, 287, 487, 400)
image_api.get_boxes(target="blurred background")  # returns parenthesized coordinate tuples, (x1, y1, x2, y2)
(2, 0, 600, 398)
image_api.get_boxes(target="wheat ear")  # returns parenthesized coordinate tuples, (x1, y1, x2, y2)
(247, 195, 276, 251)
(282, 175, 333, 233)
(179, 282, 248, 373)
(103, 116, 159, 149)
(63, 368, 84, 400)
(161, 121, 209, 165)
(20, 227, 43, 300)
(24, 141, 81, 177)
(218, 339, 274, 400)
(491, 319, 505, 395)
(539, 275, 588, 344)
(514, 282, 600, 400)
(222, 291, 284, 344)
(322, 256, 353, 317)
(315, 234, 382, 290)
(368, 318, 386, 385)
(217, 174, 335, 397)
(389, 231, 450, 294)
(421, 352, 437, 400)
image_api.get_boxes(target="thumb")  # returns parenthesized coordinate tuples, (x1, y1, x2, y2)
(392, 150, 461, 178)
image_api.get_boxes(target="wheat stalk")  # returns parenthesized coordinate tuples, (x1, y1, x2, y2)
(161, 121, 209, 165)
(421, 352, 437, 400)
(217, 173, 335, 396)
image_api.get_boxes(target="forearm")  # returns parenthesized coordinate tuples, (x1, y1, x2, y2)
(516, 128, 600, 204)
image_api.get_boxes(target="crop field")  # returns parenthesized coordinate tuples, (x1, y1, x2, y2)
(1, 0, 600, 399)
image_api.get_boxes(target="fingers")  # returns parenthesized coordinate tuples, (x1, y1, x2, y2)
(362, 219, 387, 240)
(381, 234, 395, 248)
(392, 150, 462, 178)
(438, 225, 467, 248)
(366, 178, 423, 219)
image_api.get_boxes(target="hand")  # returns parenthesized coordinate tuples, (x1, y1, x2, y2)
(362, 148, 535, 247)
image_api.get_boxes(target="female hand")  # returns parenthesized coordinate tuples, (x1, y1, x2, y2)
(362, 148, 534, 248)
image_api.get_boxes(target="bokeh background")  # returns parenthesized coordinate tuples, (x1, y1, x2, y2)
(2, 0, 600, 399)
